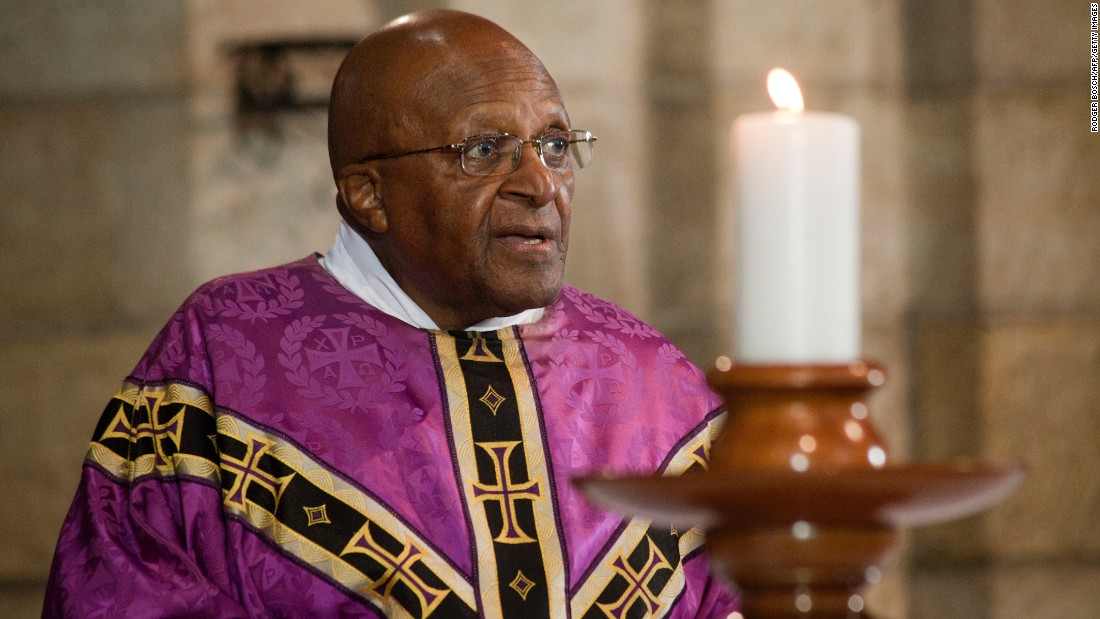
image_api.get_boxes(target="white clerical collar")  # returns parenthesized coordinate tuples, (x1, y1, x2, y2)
(320, 221, 544, 331)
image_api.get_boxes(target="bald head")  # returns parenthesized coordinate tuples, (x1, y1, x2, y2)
(326, 10, 577, 330)
(327, 10, 557, 178)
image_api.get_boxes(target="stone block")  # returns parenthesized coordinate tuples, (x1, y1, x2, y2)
(186, 1, 389, 288)
(186, 0, 379, 93)
(0, 331, 152, 579)
(911, 320, 984, 459)
(989, 561, 1100, 619)
(558, 89, 649, 316)
(189, 110, 339, 283)
(904, 99, 980, 314)
(975, 92, 1100, 314)
(837, 94, 910, 325)
(712, 0, 904, 90)
(663, 326, 725, 371)
(0, 586, 45, 619)
(631, 1, 722, 358)
(980, 320, 1100, 559)
(645, 99, 720, 328)
(914, 561, 1100, 619)
(0, 0, 186, 98)
(0, 98, 195, 335)
(904, 99, 974, 182)
(447, 0, 644, 92)
(109, 99, 196, 328)
(0, 102, 119, 333)
(908, 319, 988, 562)
(974, 0, 1080, 86)
(915, 562, 1100, 619)
(901, 0, 976, 97)
(909, 565, 992, 619)
(644, 0, 714, 84)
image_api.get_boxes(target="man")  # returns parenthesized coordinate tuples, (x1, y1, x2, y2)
(45, 10, 738, 618)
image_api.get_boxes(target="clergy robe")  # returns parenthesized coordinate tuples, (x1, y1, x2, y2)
(45, 255, 738, 618)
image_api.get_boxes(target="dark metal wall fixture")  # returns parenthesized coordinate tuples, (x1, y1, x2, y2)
(230, 39, 359, 113)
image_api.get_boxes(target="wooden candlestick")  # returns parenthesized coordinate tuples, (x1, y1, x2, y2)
(577, 361, 1025, 618)
(706, 362, 888, 473)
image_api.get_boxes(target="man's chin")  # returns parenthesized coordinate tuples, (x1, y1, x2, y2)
(491, 281, 563, 316)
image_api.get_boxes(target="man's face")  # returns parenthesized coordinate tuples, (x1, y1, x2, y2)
(372, 58, 574, 329)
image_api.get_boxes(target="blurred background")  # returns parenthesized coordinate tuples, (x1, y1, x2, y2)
(1, 1, 1096, 617)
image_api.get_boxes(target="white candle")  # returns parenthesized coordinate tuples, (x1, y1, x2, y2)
(733, 69, 861, 363)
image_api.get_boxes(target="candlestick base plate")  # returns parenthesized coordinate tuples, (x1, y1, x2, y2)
(577, 462, 1024, 618)
(575, 461, 1024, 531)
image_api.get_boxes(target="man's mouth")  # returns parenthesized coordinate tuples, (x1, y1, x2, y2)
(498, 226, 557, 249)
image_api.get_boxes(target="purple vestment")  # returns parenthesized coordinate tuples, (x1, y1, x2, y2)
(45, 256, 738, 618)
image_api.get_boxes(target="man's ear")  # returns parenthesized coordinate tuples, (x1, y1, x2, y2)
(336, 165, 388, 233)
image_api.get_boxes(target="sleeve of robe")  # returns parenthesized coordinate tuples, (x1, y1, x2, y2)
(693, 567, 740, 618)
(43, 299, 251, 619)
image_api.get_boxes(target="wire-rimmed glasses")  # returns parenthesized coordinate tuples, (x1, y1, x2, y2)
(358, 129, 597, 176)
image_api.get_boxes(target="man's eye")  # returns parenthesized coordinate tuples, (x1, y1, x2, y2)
(465, 138, 498, 160)
(543, 135, 568, 156)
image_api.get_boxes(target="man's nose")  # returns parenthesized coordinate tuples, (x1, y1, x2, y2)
(501, 142, 558, 206)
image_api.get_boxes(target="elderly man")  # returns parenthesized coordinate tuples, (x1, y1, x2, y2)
(45, 10, 737, 618)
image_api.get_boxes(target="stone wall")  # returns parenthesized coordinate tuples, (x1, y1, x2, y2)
(0, 0, 379, 614)
(0, 2, 191, 615)
(1, 1, 1095, 617)
(907, 1, 1100, 617)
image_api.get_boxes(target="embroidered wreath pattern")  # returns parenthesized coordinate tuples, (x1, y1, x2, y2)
(207, 323, 267, 412)
(277, 313, 407, 411)
(565, 287, 659, 339)
(204, 271, 305, 323)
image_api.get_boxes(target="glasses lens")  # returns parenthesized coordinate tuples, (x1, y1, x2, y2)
(538, 130, 595, 171)
(564, 130, 595, 170)
(460, 135, 522, 176)
(538, 132, 572, 170)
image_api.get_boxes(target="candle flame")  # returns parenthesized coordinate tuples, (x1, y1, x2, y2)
(767, 68, 804, 113)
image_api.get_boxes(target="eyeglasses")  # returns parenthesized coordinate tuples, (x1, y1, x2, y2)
(358, 129, 597, 176)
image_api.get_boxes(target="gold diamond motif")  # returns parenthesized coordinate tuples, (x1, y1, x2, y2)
(509, 570, 536, 600)
(479, 385, 507, 416)
(304, 504, 331, 526)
